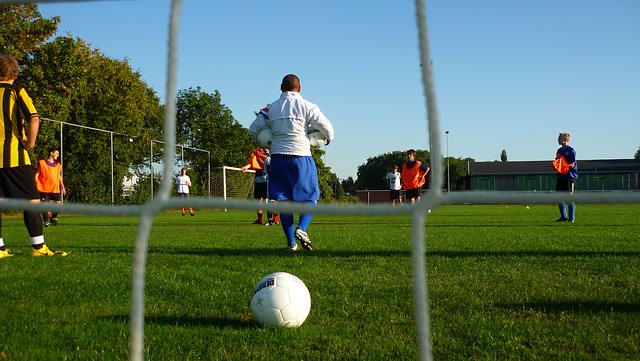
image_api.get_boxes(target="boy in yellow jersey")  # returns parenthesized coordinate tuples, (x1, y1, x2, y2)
(36, 147, 67, 226)
(0, 55, 66, 258)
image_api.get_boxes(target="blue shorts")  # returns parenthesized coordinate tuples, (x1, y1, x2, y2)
(268, 155, 319, 202)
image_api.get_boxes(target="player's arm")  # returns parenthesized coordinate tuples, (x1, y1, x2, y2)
(23, 115, 40, 150)
(59, 175, 66, 196)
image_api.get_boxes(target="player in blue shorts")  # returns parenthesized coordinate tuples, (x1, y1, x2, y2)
(249, 74, 334, 251)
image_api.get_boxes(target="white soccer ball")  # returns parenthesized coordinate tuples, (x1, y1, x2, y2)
(257, 128, 273, 149)
(307, 129, 326, 147)
(250, 272, 311, 328)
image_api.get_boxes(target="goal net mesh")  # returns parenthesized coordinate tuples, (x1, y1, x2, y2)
(211, 166, 255, 200)
(8, 2, 639, 361)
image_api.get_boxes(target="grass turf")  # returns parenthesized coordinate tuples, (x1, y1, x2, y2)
(0, 204, 638, 360)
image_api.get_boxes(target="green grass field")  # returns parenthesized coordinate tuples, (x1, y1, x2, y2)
(1, 204, 639, 360)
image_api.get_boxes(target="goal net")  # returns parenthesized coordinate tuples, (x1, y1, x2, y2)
(211, 166, 255, 201)
(14, 2, 639, 361)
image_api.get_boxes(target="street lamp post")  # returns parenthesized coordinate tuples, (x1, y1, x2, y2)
(446, 131, 450, 194)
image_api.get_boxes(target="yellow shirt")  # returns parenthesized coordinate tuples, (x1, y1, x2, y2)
(0, 82, 38, 168)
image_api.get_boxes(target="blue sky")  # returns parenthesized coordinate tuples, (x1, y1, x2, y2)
(38, 0, 640, 180)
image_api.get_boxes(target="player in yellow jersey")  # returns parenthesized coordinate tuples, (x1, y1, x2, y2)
(0, 55, 66, 258)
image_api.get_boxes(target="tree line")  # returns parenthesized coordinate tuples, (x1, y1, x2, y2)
(2, 4, 475, 205)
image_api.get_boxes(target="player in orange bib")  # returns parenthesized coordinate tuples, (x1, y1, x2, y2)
(401, 149, 430, 204)
(36, 147, 67, 227)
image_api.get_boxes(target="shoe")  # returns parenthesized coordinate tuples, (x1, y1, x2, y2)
(555, 217, 568, 222)
(31, 244, 68, 257)
(294, 227, 313, 251)
(253, 220, 263, 225)
(568, 219, 575, 223)
(51, 218, 59, 226)
(0, 248, 13, 259)
(267, 220, 278, 226)
(288, 243, 298, 251)
(190, 213, 195, 216)
(44, 221, 51, 227)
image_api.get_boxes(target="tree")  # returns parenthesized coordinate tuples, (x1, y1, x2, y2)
(23, 36, 164, 204)
(355, 150, 473, 191)
(356, 150, 431, 190)
(176, 87, 255, 196)
(500, 149, 508, 162)
(635, 146, 640, 160)
(0, 4, 59, 58)
(3, 6, 163, 203)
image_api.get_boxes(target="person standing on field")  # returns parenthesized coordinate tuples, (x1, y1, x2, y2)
(241, 147, 279, 226)
(248, 74, 334, 251)
(36, 147, 66, 227)
(385, 164, 403, 206)
(0, 55, 67, 258)
(176, 167, 194, 216)
(553, 132, 578, 222)
(401, 149, 430, 204)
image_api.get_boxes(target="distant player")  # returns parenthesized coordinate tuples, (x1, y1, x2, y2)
(176, 167, 194, 216)
(36, 147, 66, 227)
(554, 133, 577, 222)
(241, 147, 279, 225)
(385, 164, 403, 206)
(401, 149, 430, 204)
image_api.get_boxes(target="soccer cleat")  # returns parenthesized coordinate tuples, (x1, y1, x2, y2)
(555, 217, 569, 222)
(294, 227, 313, 251)
(0, 248, 13, 259)
(288, 243, 298, 251)
(31, 244, 68, 257)
(44, 220, 51, 227)
(190, 213, 195, 216)
(51, 218, 59, 226)
(252, 220, 263, 225)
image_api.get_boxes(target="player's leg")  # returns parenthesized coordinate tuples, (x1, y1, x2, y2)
(555, 179, 569, 221)
(267, 156, 295, 249)
(51, 193, 63, 225)
(568, 179, 576, 222)
(4, 166, 66, 256)
(291, 157, 319, 250)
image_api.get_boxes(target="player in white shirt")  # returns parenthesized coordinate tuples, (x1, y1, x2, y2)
(175, 167, 194, 216)
(249, 74, 334, 251)
(385, 164, 403, 206)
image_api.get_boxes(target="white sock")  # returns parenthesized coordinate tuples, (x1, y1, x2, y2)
(30, 235, 45, 246)
(0, 238, 4, 248)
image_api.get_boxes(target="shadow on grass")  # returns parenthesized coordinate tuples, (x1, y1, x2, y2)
(100, 314, 255, 329)
(496, 301, 640, 314)
(69, 245, 640, 259)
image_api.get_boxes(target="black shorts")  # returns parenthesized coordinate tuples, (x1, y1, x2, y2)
(254, 182, 268, 199)
(389, 189, 401, 200)
(405, 188, 422, 200)
(0, 165, 40, 200)
(556, 178, 575, 192)
(41, 192, 62, 202)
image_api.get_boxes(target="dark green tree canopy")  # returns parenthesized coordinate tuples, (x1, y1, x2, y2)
(0, 4, 59, 58)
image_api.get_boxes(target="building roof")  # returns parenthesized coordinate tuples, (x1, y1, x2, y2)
(469, 159, 640, 176)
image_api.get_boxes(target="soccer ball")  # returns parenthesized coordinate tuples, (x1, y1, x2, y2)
(257, 128, 273, 149)
(307, 128, 326, 147)
(250, 272, 311, 328)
